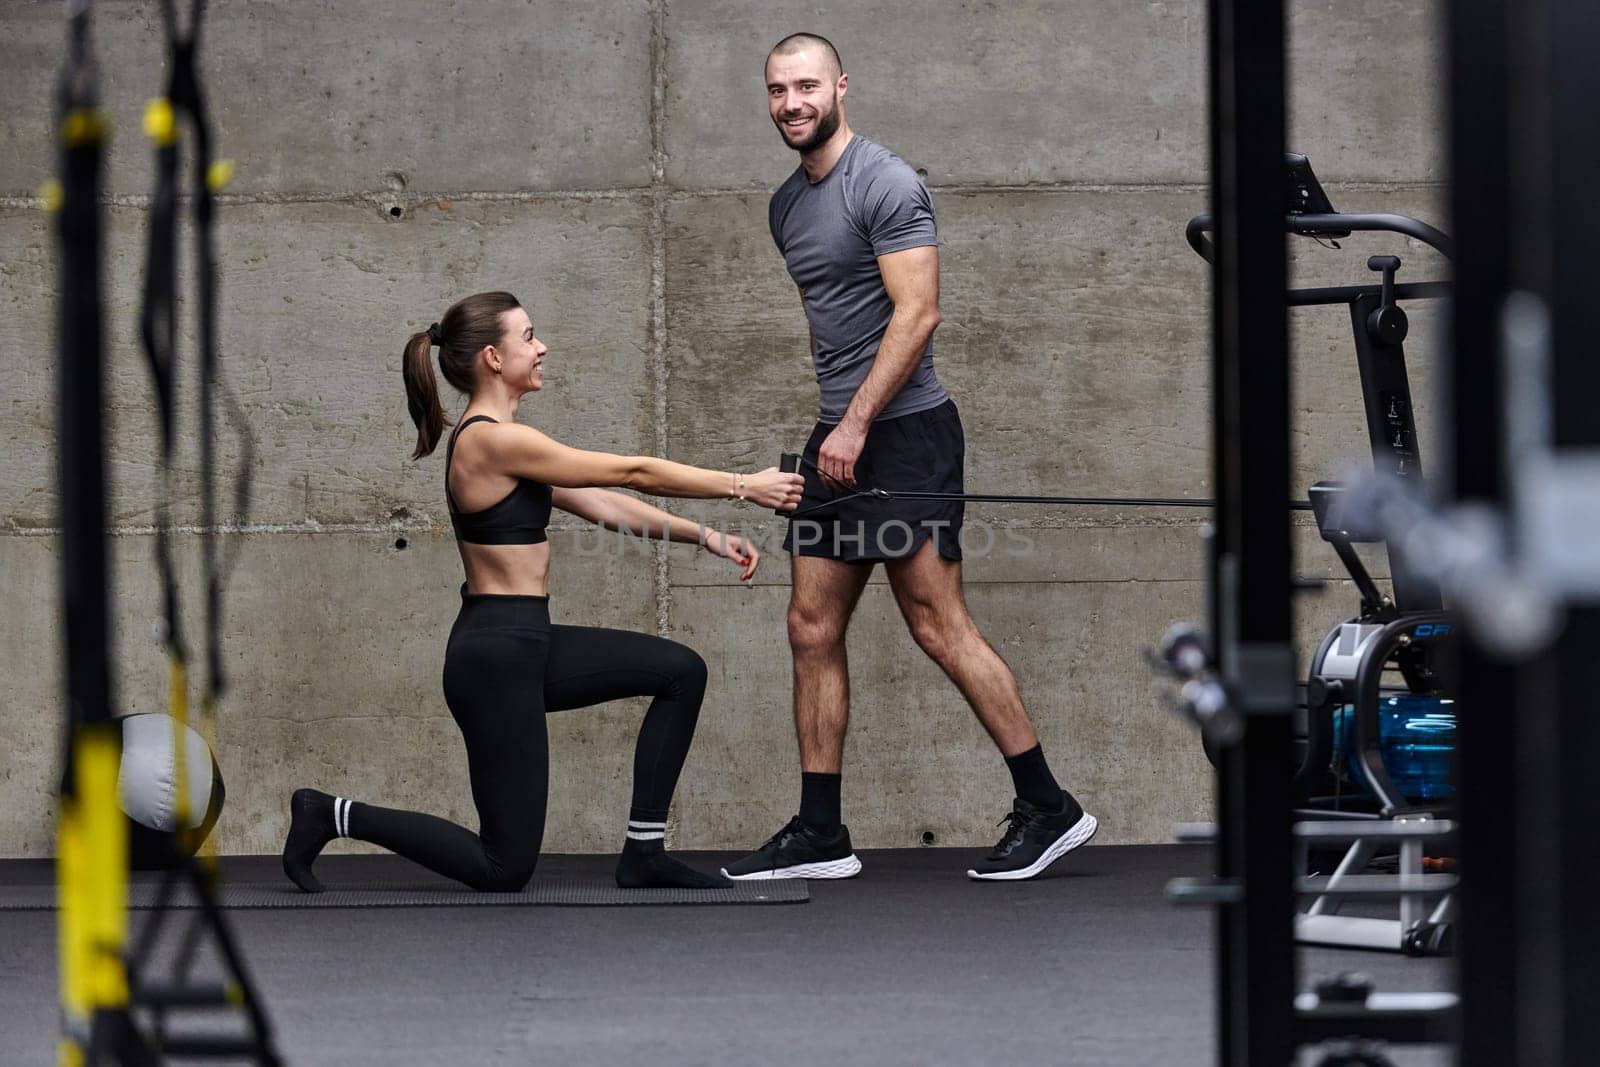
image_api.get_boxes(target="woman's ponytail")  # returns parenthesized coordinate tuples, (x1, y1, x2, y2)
(402, 330, 446, 459)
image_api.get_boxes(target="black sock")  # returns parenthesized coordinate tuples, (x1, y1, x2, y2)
(625, 806, 668, 848)
(282, 788, 347, 893)
(614, 806, 723, 888)
(615, 837, 726, 889)
(799, 772, 842, 835)
(1004, 745, 1067, 812)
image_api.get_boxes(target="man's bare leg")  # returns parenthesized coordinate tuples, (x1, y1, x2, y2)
(882, 540, 1038, 756)
(789, 553, 873, 773)
(884, 540, 1097, 880)
(720, 553, 872, 881)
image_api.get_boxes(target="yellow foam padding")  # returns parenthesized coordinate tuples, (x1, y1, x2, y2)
(143, 98, 176, 147)
(60, 108, 108, 147)
(76, 727, 129, 1009)
(57, 1037, 85, 1067)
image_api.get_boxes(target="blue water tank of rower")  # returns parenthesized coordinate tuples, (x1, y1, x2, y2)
(1333, 695, 1456, 801)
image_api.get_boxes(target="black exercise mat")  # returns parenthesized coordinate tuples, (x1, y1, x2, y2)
(0, 878, 807, 910)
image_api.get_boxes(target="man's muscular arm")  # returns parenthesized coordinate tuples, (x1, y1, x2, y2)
(800, 285, 814, 357)
(843, 246, 941, 426)
(816, 245, 942, 486)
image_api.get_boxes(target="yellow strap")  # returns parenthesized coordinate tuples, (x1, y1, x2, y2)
(169, 652, 191, 835)
(57, 797, 86, 1025)
(195, 691, 223, 867)
(76, 727, 129, 1009)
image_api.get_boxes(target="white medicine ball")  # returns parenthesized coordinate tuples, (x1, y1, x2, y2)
(116, 712, 225, 868)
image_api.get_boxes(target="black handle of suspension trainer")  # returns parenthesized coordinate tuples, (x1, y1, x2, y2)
(776, 453, 802, 515)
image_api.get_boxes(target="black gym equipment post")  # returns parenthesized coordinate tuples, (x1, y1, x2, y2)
(1443, 2, 1517, 1065)
(1206, 0, 1296, 1063)
(1531, 2, 1600, 1060)
(1438, 2, 1600, 1060)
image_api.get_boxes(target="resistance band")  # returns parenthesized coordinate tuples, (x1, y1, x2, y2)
(778, 454, 1313, 518)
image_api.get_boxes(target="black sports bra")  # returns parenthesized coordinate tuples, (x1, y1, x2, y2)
(445, 415, 552, 545)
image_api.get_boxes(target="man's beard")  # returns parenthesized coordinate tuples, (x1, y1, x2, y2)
(779, 96, 841, 153)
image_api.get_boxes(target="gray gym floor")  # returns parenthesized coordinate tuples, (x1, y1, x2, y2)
(0, 846, 1451, 1065)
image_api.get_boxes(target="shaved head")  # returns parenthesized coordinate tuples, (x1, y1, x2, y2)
(765, 32, 850, 161)
(768, 32, 843, 80)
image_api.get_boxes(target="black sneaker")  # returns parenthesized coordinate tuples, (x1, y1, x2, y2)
(721, 816, 863, 880)
(967, 797, 1098, 881)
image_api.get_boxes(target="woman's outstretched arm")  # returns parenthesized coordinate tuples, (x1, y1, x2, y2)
(552, 487, 764, 581)
(551, 487, 709, 544)
(475, 422, 802, 510)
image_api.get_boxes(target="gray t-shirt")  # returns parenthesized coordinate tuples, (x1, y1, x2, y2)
(769, 136, 948, 423)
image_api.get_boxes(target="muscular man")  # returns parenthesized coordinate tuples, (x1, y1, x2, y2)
(723, 34, 1098, 882)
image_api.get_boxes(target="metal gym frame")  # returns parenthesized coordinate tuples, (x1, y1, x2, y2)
(1170, 0, 1600, 1063)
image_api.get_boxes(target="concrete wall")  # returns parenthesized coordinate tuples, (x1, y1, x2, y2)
(0, 0, 1445, 857)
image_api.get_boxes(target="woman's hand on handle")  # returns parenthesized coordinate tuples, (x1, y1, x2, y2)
(739, 467, 805, 511)
(702, 529, 761, 582)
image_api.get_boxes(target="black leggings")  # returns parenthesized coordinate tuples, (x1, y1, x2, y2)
(348, 592, 706, 891)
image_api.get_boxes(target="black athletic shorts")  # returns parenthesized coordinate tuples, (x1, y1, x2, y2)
(783, 398, 965, 563)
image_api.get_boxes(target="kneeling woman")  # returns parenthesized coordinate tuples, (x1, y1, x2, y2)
(283, 291, 802, 891)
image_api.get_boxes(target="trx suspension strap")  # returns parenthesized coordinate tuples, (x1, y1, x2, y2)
(121, 1, 277, 1061)
(137, 0, 189, 868)
(52, 2, 146, 1063)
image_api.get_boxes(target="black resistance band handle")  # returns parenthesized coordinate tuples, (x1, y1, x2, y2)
(775, 453, 802, 515)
